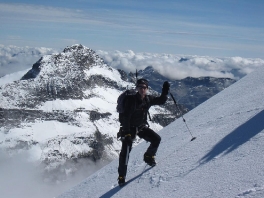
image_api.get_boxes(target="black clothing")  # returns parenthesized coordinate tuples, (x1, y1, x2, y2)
(123, 134, 133, 144)
(138, 127, 161, 155)
(118, 90, 167, 178)
(118, 176, 125, 186)
(118, 126, 161, 177)
(162, 81, 170, 95)
(144, 153, 157, 166)
(119, 92, 167, 135)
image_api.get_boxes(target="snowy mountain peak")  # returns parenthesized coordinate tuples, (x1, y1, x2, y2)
(141, 65, 155, 73)
(137, 65, 168, 82)
(138, 65, 155, 75)
(63, 44, 92, 54)
(21, 44, 104, 81)
(1, 44, 128, 109)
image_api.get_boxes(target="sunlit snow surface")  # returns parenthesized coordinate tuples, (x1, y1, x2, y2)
(58, 66, 264, 197)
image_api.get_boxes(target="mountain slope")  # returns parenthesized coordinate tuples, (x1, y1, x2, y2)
(58, 64, 264, 197)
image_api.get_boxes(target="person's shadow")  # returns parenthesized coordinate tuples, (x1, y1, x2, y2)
(99, 166, 153, 198)
(200, 110, 264, 164)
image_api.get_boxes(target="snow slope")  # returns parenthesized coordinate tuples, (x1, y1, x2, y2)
(58, 66, 264, 197)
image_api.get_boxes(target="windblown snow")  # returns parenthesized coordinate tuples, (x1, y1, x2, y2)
(58, 65, 264, 197)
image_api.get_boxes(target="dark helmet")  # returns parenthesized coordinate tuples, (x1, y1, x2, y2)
(136, 78, 148, 88)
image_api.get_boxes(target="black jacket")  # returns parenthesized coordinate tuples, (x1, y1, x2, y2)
(120, 91, 167, 134)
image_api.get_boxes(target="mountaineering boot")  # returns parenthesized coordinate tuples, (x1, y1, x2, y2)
(118, 176, 125, 186)
(144, 153, 156, 166)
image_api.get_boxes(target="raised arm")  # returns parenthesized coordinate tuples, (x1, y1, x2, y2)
(150, 81, 170, 106)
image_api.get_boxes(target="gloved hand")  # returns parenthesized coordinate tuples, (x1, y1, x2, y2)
(162, 81, 170, 95)
(124, 134, 133, 144)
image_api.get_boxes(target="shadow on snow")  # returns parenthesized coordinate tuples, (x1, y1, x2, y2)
(99, 166, 153, 198)
(200, 110, 264, 163)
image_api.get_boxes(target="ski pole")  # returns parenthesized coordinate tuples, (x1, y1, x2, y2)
(170, 92, 196, 141)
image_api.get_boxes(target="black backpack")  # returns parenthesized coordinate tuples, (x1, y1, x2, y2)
(116, 89, 151, 116)
(116, 89, 137, 113)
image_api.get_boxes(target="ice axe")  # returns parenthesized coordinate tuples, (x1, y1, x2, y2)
(170, 92, 196, 141)
(125, 145, 130, 165)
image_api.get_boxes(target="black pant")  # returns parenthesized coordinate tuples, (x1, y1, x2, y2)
(118, 127, 161, 177)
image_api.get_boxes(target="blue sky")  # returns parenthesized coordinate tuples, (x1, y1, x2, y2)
(0, 0, 264, 58)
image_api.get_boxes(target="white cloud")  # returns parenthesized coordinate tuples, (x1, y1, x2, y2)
(0, 69, 30, 86)
(0, 150, 107, 198)
(0, 44, 57, 77)
(96, 50, 264, 80)
(1, 44, 263, 81)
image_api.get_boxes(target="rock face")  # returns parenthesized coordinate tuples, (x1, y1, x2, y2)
(0, 44, 173, 182)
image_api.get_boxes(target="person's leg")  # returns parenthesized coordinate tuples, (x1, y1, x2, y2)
(117, 135, 134, 185)
(138, 127, 161, 155)
(138, 127, 161, 165)
(118, 140, 132, 177)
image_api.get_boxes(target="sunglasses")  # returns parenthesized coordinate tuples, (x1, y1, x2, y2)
(137, 86, 148, 90)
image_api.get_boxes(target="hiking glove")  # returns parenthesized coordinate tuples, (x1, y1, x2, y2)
(124, 134, 133, 144)
(162, 81, 170, 95)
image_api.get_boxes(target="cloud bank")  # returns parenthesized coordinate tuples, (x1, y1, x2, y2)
(0, 44, 263, 81)
(0, 69, 30, 86)
(96, 50, 264, 80)
(0, 45, 57, 77)
(0, 151, 109, 198)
